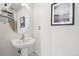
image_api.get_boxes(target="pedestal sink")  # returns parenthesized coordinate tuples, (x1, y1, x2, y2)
(11, 37, 36, 56)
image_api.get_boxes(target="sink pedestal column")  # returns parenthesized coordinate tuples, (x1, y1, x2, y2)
(21, 48, 28, 56)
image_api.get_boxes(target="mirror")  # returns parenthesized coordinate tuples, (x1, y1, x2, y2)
(8, 3, 30, 33)
(8, 19, 17, 32)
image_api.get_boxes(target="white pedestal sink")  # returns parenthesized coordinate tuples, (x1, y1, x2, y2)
(11, 37, 36, 56)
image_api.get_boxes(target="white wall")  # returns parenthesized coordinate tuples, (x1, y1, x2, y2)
(33, 3, 52, 56)
(32, 4, 41, 55)
(33, 3, 79, 56)
(51, 3, 79, 56)
(0, 21, 18, 56)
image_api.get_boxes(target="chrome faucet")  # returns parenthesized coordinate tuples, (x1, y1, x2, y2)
(20, 34, 24, 42)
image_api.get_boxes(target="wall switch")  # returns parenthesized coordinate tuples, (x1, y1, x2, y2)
(38, 26, 40, 30)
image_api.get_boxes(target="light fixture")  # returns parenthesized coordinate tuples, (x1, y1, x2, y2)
(21, 3, 26, 6)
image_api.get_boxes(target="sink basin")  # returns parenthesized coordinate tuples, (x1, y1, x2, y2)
(11, 37, 36, 49)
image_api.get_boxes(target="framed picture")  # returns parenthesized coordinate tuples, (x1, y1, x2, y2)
(51, 3, 74, 26)
(20, 16, 25, 28)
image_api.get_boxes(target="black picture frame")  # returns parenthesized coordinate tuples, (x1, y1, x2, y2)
(20, 16, 25, 28)
(51, 3, 74, 26)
